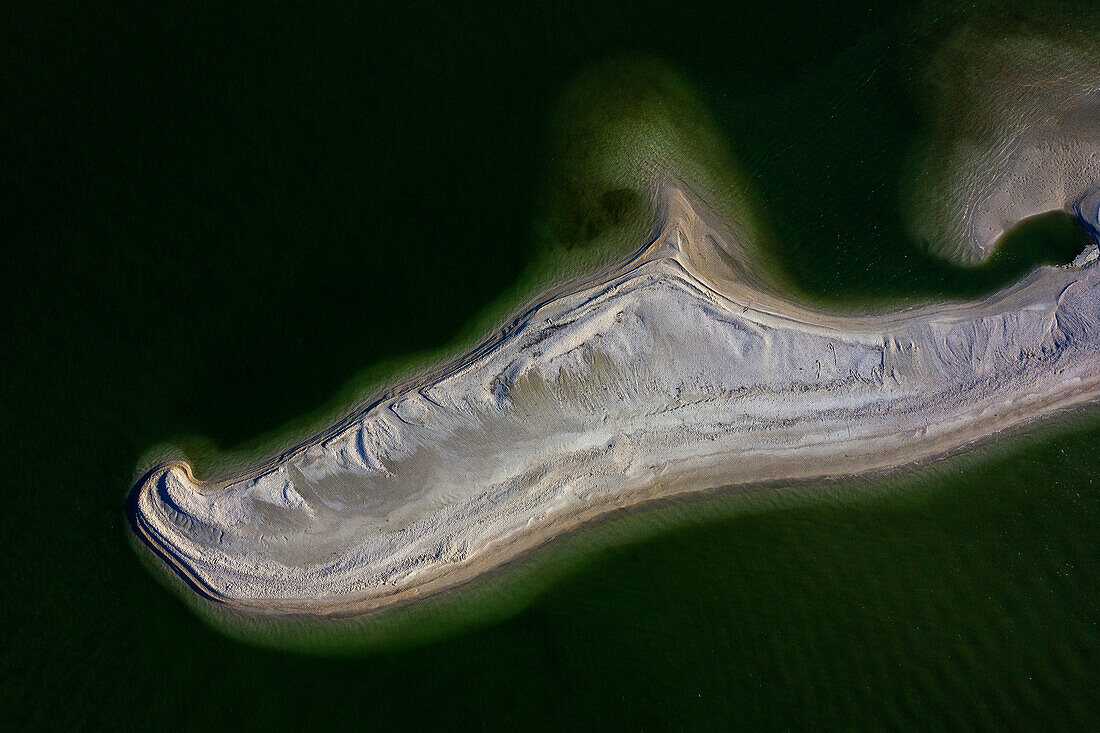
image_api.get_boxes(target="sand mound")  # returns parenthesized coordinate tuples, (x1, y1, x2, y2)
(904, 25, 1100, 264)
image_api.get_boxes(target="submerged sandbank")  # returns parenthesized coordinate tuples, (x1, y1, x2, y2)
(904, 20, 1100, 265)
(132, 184, 1100, 617)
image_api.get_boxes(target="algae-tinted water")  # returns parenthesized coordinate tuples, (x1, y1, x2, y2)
(4, 0, 1099, 728)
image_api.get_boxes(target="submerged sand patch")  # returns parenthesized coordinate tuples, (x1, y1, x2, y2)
(904, 18, 1100, 264)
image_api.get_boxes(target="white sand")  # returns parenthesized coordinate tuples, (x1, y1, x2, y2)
(133, 185, 1100, 616)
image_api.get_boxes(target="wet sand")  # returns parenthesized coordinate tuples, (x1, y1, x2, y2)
(905, 27, 1100, 264)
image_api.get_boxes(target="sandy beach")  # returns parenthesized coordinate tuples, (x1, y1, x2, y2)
(131, 183, 1100, 617)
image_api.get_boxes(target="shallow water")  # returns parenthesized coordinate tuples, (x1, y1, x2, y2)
(5, 0, 1099, 727)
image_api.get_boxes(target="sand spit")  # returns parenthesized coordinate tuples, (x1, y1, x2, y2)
(132, 186, 1100, 617)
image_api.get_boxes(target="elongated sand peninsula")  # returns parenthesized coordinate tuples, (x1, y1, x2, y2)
(133, 185, 1100, 616)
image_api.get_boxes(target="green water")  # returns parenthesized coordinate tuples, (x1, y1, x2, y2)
(5, 0, 1099, 728)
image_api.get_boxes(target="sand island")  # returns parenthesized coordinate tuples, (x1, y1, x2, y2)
(132, 178, 1100, 617)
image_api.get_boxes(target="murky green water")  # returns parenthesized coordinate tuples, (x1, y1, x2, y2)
(5, 0, 1098, 728)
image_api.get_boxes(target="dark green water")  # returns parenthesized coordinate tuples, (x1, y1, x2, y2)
(4, 1, 1099, 728)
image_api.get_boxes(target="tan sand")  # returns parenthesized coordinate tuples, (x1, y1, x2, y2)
(904, 27, 1100, 264)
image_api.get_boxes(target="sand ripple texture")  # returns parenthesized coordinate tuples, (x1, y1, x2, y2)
(133, 187, 1100, 616)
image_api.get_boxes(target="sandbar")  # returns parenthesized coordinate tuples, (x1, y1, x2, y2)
(131, 183, 1100, 617)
